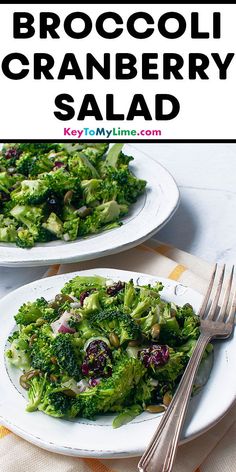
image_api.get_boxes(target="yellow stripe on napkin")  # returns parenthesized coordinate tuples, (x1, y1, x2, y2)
(168, 264, 187, 281)
(0, 426, 11, 439)
(83, 458, 115, 472)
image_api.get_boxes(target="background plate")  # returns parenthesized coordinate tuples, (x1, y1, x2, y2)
(0, 268, 235, 458)
(0, 144, 179, 266)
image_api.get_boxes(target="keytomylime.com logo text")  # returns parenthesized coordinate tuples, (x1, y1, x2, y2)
(63, 127, 162, 139)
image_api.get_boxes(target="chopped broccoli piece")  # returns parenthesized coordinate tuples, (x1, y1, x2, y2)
(0, 224, 17, 242)
(26, 375, 48, 412)
(16, 228, 35, 248)
(0, 172, 16, 193)
(81, 179, 102, 205)
(42, 212, 63, 238)
(10, 204, 43, 229)
(77, 355, 145, 419)
(6, 336, 31, 370)
(62, 275, 107, 297)
(105, 144, 124, 168)
(14, 297, 55, 325)
(63, 218, 80, 241)
(11, 179, 49, 204)
(68, 152, 99, 179)
(89, 310, 141, 345)
(51, 334, 82, 380)
(95, 200, 128, 224)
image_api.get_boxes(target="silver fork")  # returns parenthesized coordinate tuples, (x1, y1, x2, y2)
(138, 264, 236, 472)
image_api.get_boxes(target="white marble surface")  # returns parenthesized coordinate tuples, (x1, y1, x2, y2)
(0, 143, 235, 297)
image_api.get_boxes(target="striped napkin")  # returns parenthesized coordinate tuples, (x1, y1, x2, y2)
(0, 239, 235, 472)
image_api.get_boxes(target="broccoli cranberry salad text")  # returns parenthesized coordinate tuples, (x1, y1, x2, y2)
(6, 275, 212, 428)
(0, 143, 146, 248)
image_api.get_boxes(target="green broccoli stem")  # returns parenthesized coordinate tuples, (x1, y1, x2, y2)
(112, 404, 142, 428)
(105, 144, 124, 168)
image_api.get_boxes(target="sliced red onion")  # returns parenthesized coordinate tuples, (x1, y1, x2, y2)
(89, 378, 101, 387)
(63, 233, 70, 241)
(58, 323, 75, 334)
(51, 311, 75, 334)
(77, 379, 89, 393)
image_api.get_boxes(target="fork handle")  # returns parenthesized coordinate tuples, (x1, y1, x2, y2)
(138, 333, 212, 472)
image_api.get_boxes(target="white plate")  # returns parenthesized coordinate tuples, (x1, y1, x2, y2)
(0, 144, 179, 266)
(0, 268, 235, 458)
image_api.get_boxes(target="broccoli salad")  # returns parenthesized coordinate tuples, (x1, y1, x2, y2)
(0, 143, 146, 248)
(6, 275, 212, 428)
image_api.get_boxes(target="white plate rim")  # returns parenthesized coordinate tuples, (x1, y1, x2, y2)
(0, 268, 235, 458)
(0, 144, 180, 267)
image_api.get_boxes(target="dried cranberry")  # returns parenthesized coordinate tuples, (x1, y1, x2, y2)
(106, 281, 125, 296)
(0, 191, 10, 202)
(139, 344, 169, 369)
(81, 340, 112, 378)
(80, 289, 95, 306)
(54, 161, 65, 169)
(4, 148, 21, 160)
(46, 195, 62, 215)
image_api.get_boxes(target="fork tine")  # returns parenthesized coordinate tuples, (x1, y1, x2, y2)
(218, 266, 235, 322)
(206, 265, 226, 321)
(198, 263, 217, 318)
(227, 288, 236, 325)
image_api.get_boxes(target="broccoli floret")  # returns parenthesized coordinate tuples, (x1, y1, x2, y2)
(63, 218, 80, 241)
(0, 224, 17, 242)
(150, 348, 187, 383)
(123, 279, 137, 310)
(81, 143, 109, 164)
(68, 152, 99, 179)
(15, 297, 55, 325)
(27, 155, 54, 176)
(77, 355, 145, 419)
(76, 319, 101, 340)
(176, 304, 200, 340)
(132, 377, 156, 407)
(117, 151, 134, 167)
(105, 167, 146, 204)
(95, 200, 128, 224)
(138, 309, 159, 337)
(6, 336, 31, 370)
(36, 226, 56, 243)
(81, 179, 102, 205)
(62, 275, 107, 297)
(42, 212, 63, 238)
(82, 292, 101, 314)
(16, 153, 54, 176)
(0, 172, 16, 193)
(89, 310, 141, 345)
(11, 179, 49, 205)
(38, 389, 79, 418)
(10, 204, 43, 229)
(30, 325, 54, 373)
(130, 297, 153, 319)
(16, 228, 35, 248)
(16, 143, 61, 156)
(42, 169, 80, 196)
(26, 375, 80, 417)
(26, 375, 48, 412)
(51, 334, 82, 380)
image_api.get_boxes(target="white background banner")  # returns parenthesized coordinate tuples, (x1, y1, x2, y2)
(0, 4, 235, 140)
